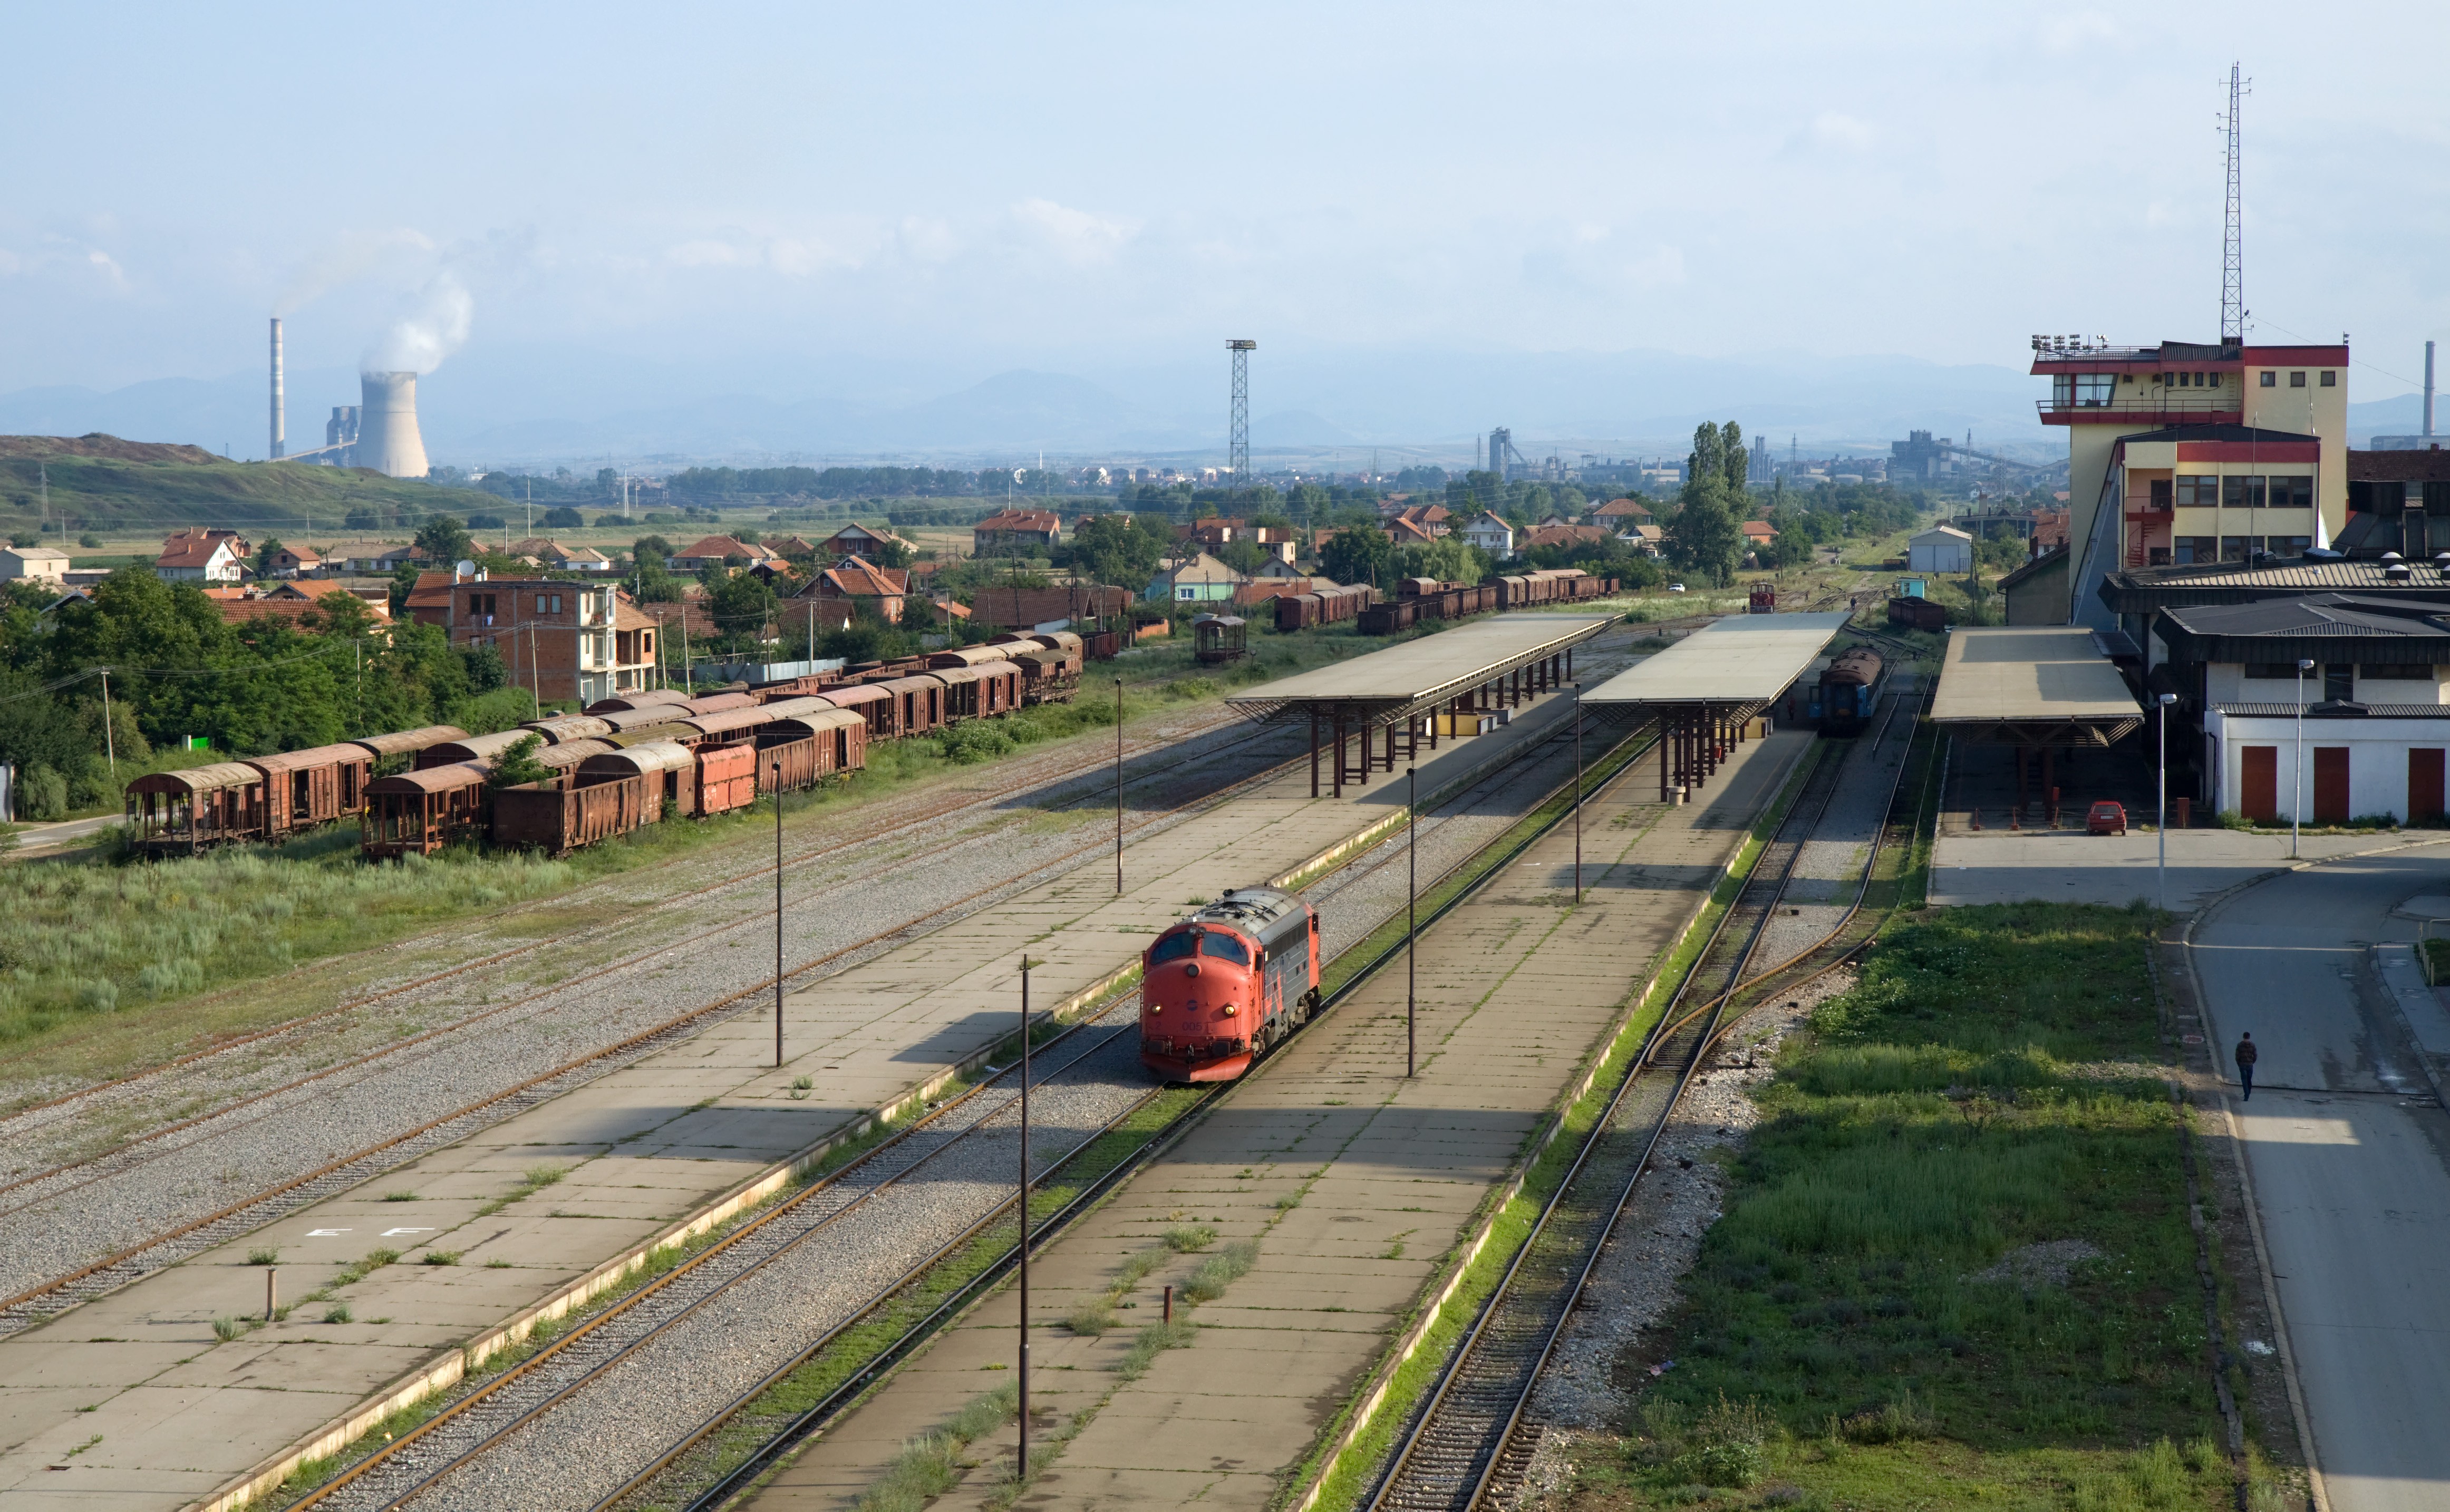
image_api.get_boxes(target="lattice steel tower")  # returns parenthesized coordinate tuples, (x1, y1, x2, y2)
(1227, 339, 1256, 502)
(2220, 63, 2247, 344)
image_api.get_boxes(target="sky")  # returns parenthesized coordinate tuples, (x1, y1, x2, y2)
(4, 2, 2445, 461)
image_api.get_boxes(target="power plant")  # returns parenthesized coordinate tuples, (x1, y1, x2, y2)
(263, 326, 430, 479)
(355, 372, 429, 478)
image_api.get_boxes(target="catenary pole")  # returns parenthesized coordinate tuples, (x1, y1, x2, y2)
(1018, 957, 1033, 1480)
(1407, 764, 1417, 1078)
(1115, 676, 1125, 894)
(1573, 695, 1584, 903)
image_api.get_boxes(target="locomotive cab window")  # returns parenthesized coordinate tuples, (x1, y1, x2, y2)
(1199, 933, 1251, 965)
(1149, 933, 1197, 964)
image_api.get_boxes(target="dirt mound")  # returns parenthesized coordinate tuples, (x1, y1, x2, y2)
(0, 434, 225, 465)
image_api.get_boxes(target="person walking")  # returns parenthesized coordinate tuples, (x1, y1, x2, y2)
(2235, 1031, 2259, 1100)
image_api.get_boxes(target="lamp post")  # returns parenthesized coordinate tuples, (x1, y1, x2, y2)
(2155, 693, 2176, 910)
(1115, 676, 1125, 895)
(2294, 658, 2315, 857)
(1406, 765, 1417, 1079)
(1573, 694, 1584, 904)
(774, 760, 785, 1068)
(1016, 956, 1034, 1482)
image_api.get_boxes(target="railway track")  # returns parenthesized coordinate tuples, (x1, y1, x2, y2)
(247, 705, 1665, 1512)
(1361, 685, 1930, 1512)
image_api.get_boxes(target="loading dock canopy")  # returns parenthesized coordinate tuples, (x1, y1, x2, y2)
(1577, 613, 1853, 719)
(1930, 627, 2142, 746)
(1226, 614, 1616, 726)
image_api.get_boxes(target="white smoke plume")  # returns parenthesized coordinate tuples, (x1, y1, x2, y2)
(362, 269, 474, 375)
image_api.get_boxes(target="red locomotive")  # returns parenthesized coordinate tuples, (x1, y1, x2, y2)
(1139, 886, 1321, 1082)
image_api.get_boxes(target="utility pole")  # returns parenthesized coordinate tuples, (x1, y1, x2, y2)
(1228, 341, 1256, 509)
(1406, 764, 1417, 1079)
(1114, 676, 1125, 894)
(1017, 957, 1035, 1484)
(99, 669, 117, 778)
(776, 759, 786, 1068)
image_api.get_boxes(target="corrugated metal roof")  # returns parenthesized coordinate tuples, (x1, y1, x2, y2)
(2216, 702, 2450, 719)
(368, 762, 489, 793)
(1581, 614, 1851, 706)
(128, 761, 265, 794)
(1231, 614, 1616, 718)
(244, 743, 372, 776)
(1931, 628, 2140, 723)
(347, 724, 466, 757)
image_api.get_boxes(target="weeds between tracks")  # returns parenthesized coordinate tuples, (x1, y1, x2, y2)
(1566, 903, 2295, 1512)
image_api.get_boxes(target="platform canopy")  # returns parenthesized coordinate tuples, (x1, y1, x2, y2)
(1576, 613, 1853, 720)
(1226, 613, 1616, 728)
(1930, 627, 2142, 746)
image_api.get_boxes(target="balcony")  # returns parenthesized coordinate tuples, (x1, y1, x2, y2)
(2037, 396, 2242, 427)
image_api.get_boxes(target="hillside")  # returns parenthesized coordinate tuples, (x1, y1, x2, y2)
(0, 435, 510, 534)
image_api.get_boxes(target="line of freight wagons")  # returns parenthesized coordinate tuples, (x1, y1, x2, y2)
(119, 631, 1087, 860)
(1354, 569, 1621, 635)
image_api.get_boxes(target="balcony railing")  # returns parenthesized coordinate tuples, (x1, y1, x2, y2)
(2037, 397, 2242, 422)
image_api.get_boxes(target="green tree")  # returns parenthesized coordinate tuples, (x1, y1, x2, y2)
(1070, 513, 1166, 588)
(1217, 538, 1270, 576)
(1666, 422, 1748, 587)
(486, 733, 556, 789)
(541, 506, 585, 529)
(704, 567, 779, 646)
(1399, 537, 1490, 585)
(253, 537, 287, 575)
(1319, 526, 1393, 591)
(414, 513, 474, 565)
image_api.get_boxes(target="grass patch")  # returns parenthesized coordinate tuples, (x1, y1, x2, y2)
(1162, 1223, 1216, 1253)
(1563, 904, 2253, 1510)
(246, 1246, 279, 1267)
(474, 1162, 573, 1217)
(853, 1383, 1019, 1512)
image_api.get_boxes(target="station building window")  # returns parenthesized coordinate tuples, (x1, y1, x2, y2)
(2260, 371, 2278, 387)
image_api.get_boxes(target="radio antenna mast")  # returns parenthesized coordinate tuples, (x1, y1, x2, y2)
(2221, 62, 2248, 343)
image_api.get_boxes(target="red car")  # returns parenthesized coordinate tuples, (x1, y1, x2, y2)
(2087, 801, 2127, 836)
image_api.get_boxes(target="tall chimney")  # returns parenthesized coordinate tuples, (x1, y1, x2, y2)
(2426, 340, 2436, 439)
(357, 371, 430, 479)
(269, 317, 285, 460)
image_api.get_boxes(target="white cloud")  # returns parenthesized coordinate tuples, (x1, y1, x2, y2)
(666, 238, 759, 269)
(1623, 245, 1687, 288)
(1011, 198, 1137, 267)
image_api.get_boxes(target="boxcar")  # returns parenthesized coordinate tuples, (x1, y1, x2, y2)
(576, 741, 700, 817)
(1193, 614, 1248, 664)
(521, 713, 616, 744)
(867, 675, 944, 735)
(363, 763, 490, 858)
(585, 689, 692, 715)
(673, 691, 759, 716)
(491, 769, 662, 854)
(932, 662, 1022, 720)
(125, 763, 272, 854)
(816, 681, 899, 739)
(594, 704, 699, 734)
(244, 743, 376, 839)
(345, 724, 468, 764)
(1275, 592, 1324, 632)
(694, 741, 762, 815)
(924, 644, 1016, 671)
(1887, 595, 1947, 632)
(417, 729, 553, 770)
(1357, 598, 1419, 636)
(763, 707, 867, 779)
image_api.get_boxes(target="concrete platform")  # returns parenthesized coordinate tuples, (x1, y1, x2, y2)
(1930, 828, 2434, 912)
(0, 680, 1625, 1512)
(739, 720, 1815, 1510)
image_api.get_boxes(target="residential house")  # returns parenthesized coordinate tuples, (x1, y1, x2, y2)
(1591, 497, 1654, 525)
(1459, 511, 1514, 557)
(1146, 553, 1243, 605)
(818, 524, 909, 560)
(215, 586, 390, 629)
(1383, 503, 1450, 538)
(155, 533, 247, 584)
(162, 527, 251, 561)
(1387, 516, 1439, 548)
(447, 577, 655, 704)
(973, 510, 1063, 551)
(767, 535, 822, 558)
(969, 583, 1134, 631)
(1519, 523, 1610, 553)
(1998, 546, 2070, 626)
(1907, 526, 1974, 574)
(1739, 521, 1779, 554)
(666, 535, 777, 571)
(796, 554, 908, 627)
(0, 545, 71, 584)
(403, 570, 462, 627)
(263, 545, 322, 577)
(1629, 524, 1667, 556)
(1250, 557, 1309, 583)
(508, 538, 615, 573)
(313, 540, 415, 576)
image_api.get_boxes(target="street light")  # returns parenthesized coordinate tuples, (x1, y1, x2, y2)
(1406, 765, 1417, 1079)
(774, 760, 785, 1068)
(1016, 955, 1036, 1482)
(2155, 693, 2176, 910)
(1115, 676, 1125, 895)
(2294, 658, 2315, 857)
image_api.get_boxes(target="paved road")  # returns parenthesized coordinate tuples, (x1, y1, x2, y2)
(2194, 844, 2450, 1511)
(5, 812, 120, 854)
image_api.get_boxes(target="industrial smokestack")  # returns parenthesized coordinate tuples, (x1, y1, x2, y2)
(357, 371, 430, 479)
(2427, 340, 2436, 439)
(269, 317, 285, 460)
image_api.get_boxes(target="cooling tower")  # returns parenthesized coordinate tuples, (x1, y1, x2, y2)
(357, 371, 429, 479)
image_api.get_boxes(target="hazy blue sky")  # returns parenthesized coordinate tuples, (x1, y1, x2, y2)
(4, 2, 2444, 451)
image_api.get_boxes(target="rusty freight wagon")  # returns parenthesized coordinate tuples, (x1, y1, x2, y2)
(923, 644, 1016, 671)
(1274, 591, 1326, 632)
(585, 689, 692, 714)
(125, 763, 272, 854)
(576, 741, 700, 817)
(691, 741, 762, 815)
(815, 681, 899, 740)
(873, 676, 947, 735)
(761, 708, 867, 784)
(490, 767, 665, 854)
(244, 743, 379, 840)
(930, 662, 1022, 720)
(362, 763, 490, 858)
(520, 713, 617, 744)
(1357, 597, 1421, 636)
(1193, 614, 1248, 664)
(415, 729, 551, 771)
(344, 724, 468, 768)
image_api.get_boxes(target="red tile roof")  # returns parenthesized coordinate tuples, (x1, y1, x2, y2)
(976, 509, 1063, 533)
(812, 555, 909, 598)
(1592, 497, 1653, 518)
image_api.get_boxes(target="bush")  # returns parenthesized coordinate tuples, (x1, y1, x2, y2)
(541, 506, 585, 528)
(18, 763, 68, 821)
(2215, 808, 2253, 831)
(78, 532, 102, 548)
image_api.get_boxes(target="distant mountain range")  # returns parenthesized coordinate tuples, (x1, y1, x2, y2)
(0, 346, 2422, 469)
